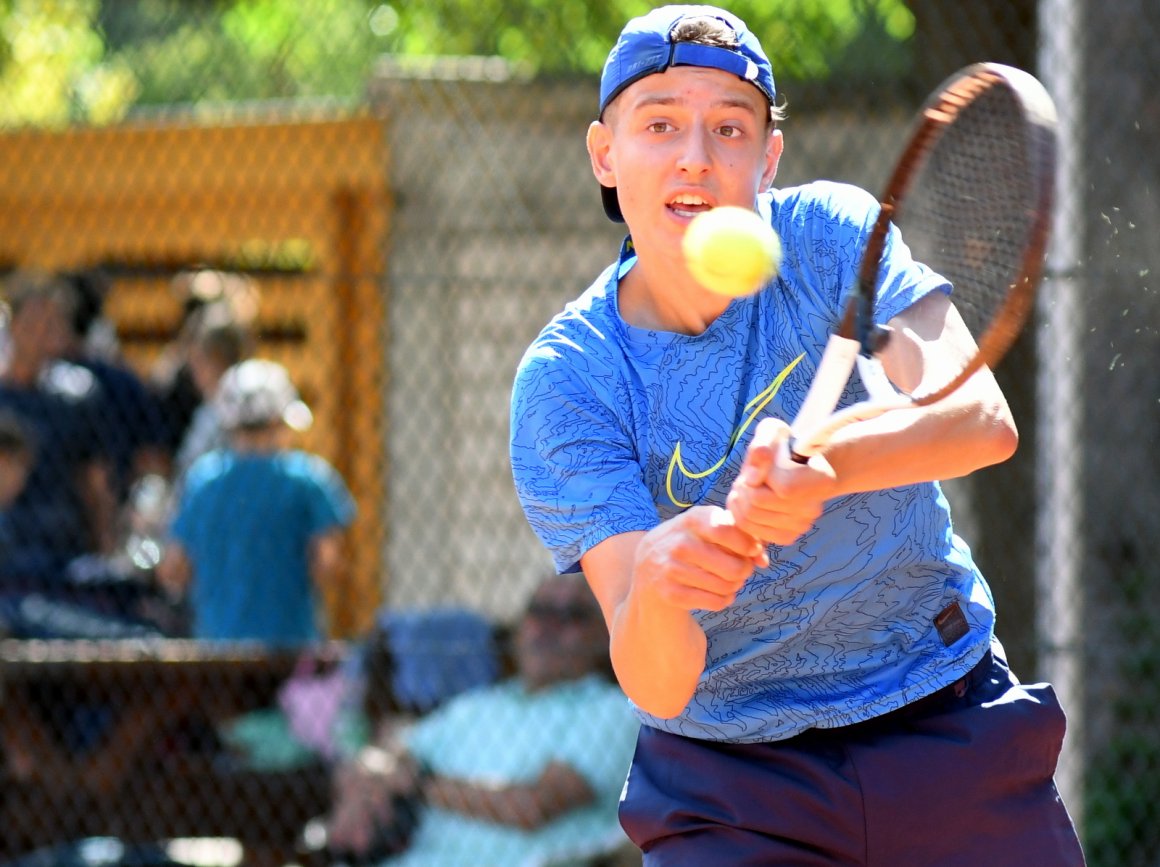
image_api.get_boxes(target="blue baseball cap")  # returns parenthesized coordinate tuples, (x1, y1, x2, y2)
(597, 5, 776, 222)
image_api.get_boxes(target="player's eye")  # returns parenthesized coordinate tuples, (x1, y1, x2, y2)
(646, 121, 672, 134)
(717, 124, 742, 138)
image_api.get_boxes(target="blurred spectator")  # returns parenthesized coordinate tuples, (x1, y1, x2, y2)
(58, 269, 170, 502)
(157, 359, 354, 644)
(305, 573, 639, 867)
(150, 268, 259, 458)
(0, 410, 35, 580)
(0, 409, 34, 510)
(169, 303, 253, 489)
(0, 271, 116, 589)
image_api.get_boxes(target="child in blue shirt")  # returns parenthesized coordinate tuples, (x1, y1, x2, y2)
(160, 359, 355, 644)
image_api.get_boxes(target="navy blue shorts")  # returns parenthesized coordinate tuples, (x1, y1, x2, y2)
(619, 646, 1086, 866)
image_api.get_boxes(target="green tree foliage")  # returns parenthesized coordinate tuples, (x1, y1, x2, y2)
(384, 0, 915, 81)
(0, 0, 914, 127)
(0, 0, 135, 126)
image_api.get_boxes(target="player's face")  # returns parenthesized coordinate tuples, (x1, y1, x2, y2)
(590, 65, 781, 254)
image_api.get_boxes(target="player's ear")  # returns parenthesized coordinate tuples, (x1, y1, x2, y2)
(587, 120, 616, 187)
(761, 129, 784, 191)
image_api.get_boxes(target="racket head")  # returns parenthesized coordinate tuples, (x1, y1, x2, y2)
(788, 63, 1058, 461)
(878, 62, 1059, 404)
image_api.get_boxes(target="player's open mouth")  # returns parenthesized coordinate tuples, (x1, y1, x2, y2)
(669, 194, 713, 218)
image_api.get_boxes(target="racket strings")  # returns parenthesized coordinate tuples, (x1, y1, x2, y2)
(896, 82, 1043, 346)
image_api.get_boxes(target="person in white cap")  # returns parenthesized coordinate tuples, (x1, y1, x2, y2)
(159, 359, 355, 644)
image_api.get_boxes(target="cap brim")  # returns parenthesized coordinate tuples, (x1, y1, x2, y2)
(600, 184, 625, 223)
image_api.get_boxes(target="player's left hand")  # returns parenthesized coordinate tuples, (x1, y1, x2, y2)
(726, 417, 836, 546)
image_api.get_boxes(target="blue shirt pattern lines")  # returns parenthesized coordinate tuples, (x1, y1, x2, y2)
(510, 181, 996, 743)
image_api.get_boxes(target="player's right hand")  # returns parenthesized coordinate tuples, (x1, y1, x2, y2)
(630, 505, 767, 613)
(728, 417, 835, 546)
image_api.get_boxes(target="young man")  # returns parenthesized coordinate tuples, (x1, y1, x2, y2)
(510, 6, 1085, 865)
(159, 358, 354, 644)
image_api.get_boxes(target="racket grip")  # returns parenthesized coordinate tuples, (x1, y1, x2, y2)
(785, 438, 810, 465)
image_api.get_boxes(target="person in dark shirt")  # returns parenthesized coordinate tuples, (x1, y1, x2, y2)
(59, 269, 169, 503)
(0, 271, 115, 588)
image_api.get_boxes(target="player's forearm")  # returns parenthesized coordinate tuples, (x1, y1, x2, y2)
(824, 388, 1017, 496)
(609, 588, 706, 719)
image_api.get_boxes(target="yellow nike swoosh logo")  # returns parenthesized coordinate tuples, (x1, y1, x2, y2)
(664, 353, 805, 508)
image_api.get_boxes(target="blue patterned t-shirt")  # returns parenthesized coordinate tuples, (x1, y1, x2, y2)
(510, 181, 995, 743)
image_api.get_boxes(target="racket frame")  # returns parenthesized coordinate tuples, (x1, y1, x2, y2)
(787, 62, 1058, 462)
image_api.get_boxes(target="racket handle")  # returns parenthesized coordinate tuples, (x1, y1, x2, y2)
(787, 356, 903, 462)
(786, 437, 810, 465)
(787, 334, 861, 459)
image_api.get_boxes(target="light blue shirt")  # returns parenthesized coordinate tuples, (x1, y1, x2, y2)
(510, 181, 995, 742)
(385, 675, 639, 867)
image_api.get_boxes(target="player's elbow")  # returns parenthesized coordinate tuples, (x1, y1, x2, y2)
(617, 667, 697, 719)
(991, 422, 1019, 465)
(981, 401, 1019, 465)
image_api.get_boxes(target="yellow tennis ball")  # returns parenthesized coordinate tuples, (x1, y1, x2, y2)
(682, 206, 782, 297)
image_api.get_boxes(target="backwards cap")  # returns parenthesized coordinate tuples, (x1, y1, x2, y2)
(597, 5, 776, 223)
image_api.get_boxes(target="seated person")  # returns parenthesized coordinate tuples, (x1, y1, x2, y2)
(0, 274, 168, 639)
(311, 573, 639, 867)
(0, 271, 116, 591)
(158, 359, 355, 644)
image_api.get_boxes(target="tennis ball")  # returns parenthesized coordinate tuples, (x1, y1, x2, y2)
(682, 206, 782, 297)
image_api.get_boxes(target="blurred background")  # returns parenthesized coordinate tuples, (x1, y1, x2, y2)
(0, 1, 1155, 865)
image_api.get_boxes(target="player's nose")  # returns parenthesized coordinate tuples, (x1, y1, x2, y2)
(675, 128, 713, 176)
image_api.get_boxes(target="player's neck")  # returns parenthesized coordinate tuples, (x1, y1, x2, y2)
(618, 257, 730, 336)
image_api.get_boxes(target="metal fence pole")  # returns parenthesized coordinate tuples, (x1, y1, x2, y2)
(1037, 0, 1086, 827)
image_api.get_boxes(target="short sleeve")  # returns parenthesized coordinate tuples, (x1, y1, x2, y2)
(775, 182, 949, 329)
(298, 453, 357, 534)
(874, 222, 951, 325)
(511, 337, 660, 574)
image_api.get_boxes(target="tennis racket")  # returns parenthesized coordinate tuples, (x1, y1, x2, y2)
(786, 62, 1058, 463)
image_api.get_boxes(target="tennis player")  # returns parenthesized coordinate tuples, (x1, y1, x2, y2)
(510, 5, 1084, 865)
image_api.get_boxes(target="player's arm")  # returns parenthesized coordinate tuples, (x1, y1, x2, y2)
(580, 510, 767, 719)
(820, 289, 1017, 492)
(729, 290, 1017, 537)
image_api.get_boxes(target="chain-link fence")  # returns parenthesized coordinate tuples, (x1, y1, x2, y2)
(0, 1, 1155, 865)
